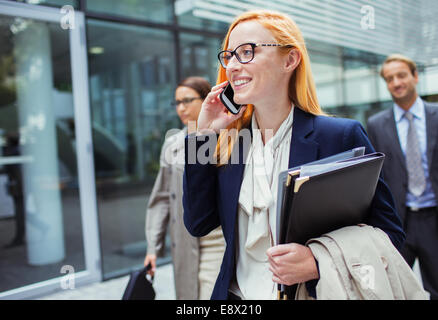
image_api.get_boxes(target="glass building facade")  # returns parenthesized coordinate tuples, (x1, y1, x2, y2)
(0, 0, 437, 299)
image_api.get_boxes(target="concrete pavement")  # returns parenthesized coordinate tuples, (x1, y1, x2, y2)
(38, 263, 175, 300)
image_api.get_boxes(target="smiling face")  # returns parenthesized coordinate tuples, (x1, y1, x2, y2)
(382, 60, 418, 108)
(225, 20, 294, 107)
(174, 86, 203, 125)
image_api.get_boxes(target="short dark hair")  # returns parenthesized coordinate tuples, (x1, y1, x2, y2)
(177, 76, 211, 100)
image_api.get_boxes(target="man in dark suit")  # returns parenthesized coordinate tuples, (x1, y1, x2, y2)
(367, 54, 438, 300)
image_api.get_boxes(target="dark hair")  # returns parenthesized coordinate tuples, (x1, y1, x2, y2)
(177, 76, 211, 100)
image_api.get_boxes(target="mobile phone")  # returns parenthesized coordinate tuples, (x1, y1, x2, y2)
(219, 82, 243, 114)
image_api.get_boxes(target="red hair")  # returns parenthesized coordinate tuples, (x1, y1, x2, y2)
(215, 10, 324, 165)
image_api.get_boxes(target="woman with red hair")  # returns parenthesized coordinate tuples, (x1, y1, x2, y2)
(183, 10, 404, 300)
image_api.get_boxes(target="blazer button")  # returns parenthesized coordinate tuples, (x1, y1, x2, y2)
(171, 193, 176, 200)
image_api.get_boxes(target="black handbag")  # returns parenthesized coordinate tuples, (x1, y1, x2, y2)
(122, 264, 156, 300)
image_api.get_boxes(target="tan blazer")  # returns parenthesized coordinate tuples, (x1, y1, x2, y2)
(296, 225, 429, 300)
(145, 127, 224, 299)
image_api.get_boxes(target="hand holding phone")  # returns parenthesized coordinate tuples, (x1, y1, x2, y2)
(219, 82, 243, 114)
(196, 81, 246, 133)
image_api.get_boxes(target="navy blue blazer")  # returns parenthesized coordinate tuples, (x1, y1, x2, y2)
(183, 107, 405, 300)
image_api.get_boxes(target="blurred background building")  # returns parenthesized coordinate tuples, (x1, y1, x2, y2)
(0, 0, 437, 299)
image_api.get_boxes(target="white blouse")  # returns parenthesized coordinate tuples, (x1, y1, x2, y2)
(230, 106, 294, 300)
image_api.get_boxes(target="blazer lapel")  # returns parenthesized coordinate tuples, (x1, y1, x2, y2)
(289, 107, 319, 168)
(219, 131, 248, 241)
(385, 108, 407, 172)
(425, 102, 438, 166)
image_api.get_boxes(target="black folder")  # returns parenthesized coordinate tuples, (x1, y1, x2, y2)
(278, 150, 384, 246)
(276, 147, 365, 245)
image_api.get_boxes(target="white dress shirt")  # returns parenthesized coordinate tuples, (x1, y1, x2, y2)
(229, 106, 294, 300)
(393, 97, 436, 208)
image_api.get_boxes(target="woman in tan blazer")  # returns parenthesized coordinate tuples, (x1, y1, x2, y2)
(144, 77, 225, 300)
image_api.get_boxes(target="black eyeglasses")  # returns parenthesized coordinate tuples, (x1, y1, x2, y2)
(218, 42, 293, 69)
(172, 97, 202, 107)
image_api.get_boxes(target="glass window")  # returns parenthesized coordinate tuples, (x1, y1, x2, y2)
(418, 65, 438, 98)
(308, 42, 344, 110)
(86, 0, 173, 24)
(16, 0, 78, 8)
(179, 33, 222, 84)
(0, 15, 85, 292)
(175, 0, 229, 32)
(344, 60, 379, 107)
(87, 19, 177, 278)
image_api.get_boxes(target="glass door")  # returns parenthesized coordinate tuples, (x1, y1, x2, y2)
(0, 1, 101, 299)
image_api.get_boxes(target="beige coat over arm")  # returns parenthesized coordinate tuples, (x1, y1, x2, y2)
(296, 225, 429, 300)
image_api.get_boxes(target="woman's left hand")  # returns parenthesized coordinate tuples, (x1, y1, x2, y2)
(266, 243, 319, 286)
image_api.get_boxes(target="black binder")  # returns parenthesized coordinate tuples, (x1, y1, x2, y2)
(276, 147, 365, 246)
(276, 149, 384, 299)
(278, 151, 384, 246)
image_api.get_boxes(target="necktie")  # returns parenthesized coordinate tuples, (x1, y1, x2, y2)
(404, 112, 426, 197)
